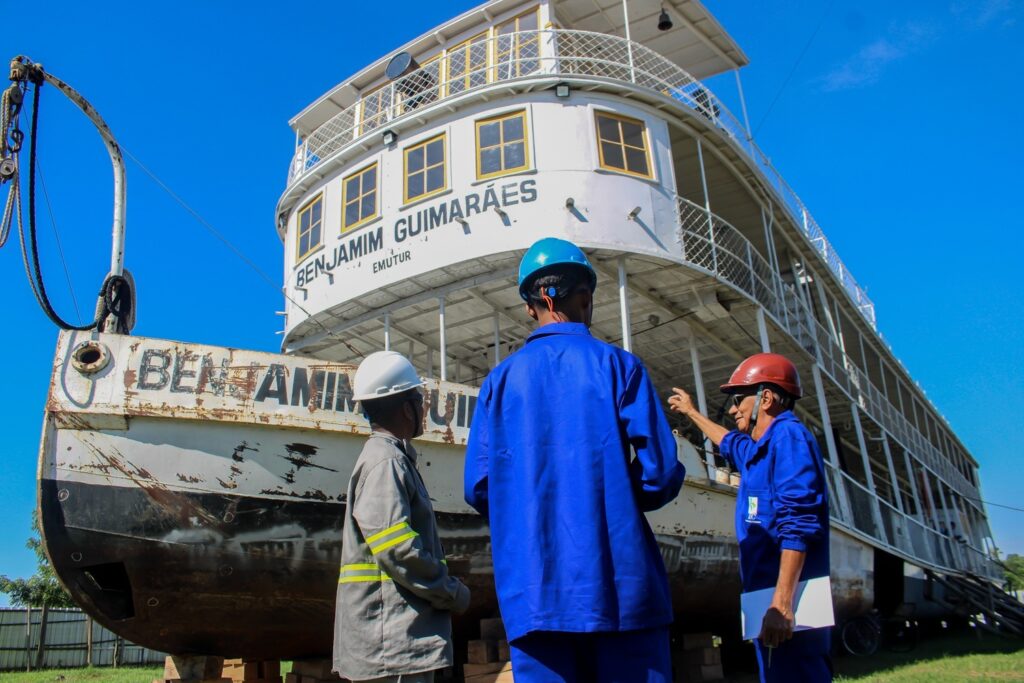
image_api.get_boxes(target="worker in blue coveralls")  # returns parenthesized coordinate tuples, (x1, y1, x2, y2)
(669, 353, 832, 682)
(464, 237, 686, 683)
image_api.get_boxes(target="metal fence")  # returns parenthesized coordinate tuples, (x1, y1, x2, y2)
(673, 194, 1000, 581)
(0, 607, 165, 671)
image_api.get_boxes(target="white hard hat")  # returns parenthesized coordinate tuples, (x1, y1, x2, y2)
(352, 351, 425, 402)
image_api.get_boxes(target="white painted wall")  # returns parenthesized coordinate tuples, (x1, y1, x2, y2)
(282, 92, 683, 341)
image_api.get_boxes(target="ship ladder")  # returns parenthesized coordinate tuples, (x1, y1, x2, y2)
(926, 569, 1024, 637)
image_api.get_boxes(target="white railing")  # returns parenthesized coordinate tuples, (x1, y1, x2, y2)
(674, 195, 979, 506)
(286, 29, 876, 329)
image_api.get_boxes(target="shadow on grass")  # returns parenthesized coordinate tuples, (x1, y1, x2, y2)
(834, 626, 1024, 681)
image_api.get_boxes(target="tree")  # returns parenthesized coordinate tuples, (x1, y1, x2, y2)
(1003, 554, 1024, 593)
(0, 515, 76, 608)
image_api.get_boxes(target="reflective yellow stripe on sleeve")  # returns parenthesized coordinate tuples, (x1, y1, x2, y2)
(370, 531, 418, 554)
(365, 520, 419, 555)
(365, 521, 412, 544)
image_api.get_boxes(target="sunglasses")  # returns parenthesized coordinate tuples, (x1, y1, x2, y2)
(729, 391, 757, 408)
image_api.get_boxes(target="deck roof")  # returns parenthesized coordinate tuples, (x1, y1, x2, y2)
(290, 0, 748, 136)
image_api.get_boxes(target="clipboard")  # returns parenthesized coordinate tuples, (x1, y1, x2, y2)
(740, 575, 835, 641)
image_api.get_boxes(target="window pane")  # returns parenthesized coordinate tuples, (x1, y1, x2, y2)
(622, 121, 645, 148)
(519, 12, 538, 30)
(426, 165, 444, 192)
(470, 42, 488, 68)
(597, 115, 621, 142)
(299, 233, 309, 256)
(407, 147, 424, 173)
(479, 121, 500, 148)
(480, 147, 502, 175)
(300, 211, 310, 232)
(450, 51, 467, 76)
(505, 142, 525, 169)
(361, 192, 375, 218)
(625, 147, 649, 176)
(426, 139, 444, 166)
(311, 201, 322, 222)
(601, 141, 624, 169)
(310, 223, 321, 247)
(503, 115, 524, 142)
(346, 176, 361, 198)
(364, 166, 376, 187)
(345, 201, 359, 227)
(408, 173, 424, 199)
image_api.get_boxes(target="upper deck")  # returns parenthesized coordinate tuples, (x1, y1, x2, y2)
(277, 2, 875, 332)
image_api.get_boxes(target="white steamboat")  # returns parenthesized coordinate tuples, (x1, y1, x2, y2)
(35, 0, 1004, 660)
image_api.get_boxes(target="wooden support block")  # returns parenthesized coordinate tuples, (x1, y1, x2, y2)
(464, 661, 509, 676)
(164, 655, 227, 681)
(479, 617, 507, 641)
(681, 632, 714, 651)
(464, 660, 514, 682)
(496, 639, 510, 662)
(284, 674, 300, 683)
(466, 639, 498, 664)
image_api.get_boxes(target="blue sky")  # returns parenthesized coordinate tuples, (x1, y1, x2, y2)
(1, 0, 1021, 605)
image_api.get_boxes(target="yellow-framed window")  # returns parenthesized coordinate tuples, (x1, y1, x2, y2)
(404, 134, 447, 203)
(448, 32, 490, 96)
(342, 163, 378, 232)
(496, 7, 540, 80)
(595, 112, 653, 179)
(296, 194, 323, 260)
(476, 111, 529, 180)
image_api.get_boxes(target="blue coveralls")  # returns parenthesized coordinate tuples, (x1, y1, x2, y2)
(465, 322, 685, 683)
(719, 411, 832, 683)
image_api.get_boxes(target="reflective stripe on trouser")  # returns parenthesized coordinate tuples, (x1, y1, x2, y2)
(366, 520, 419, 554)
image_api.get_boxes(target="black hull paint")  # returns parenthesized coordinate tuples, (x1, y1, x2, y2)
(41, 478, 745, 658)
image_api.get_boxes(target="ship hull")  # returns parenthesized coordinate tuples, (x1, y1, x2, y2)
(41, 478, 748, 658)
(38, 331, 906, 658)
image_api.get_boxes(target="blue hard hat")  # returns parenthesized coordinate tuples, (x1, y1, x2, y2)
(517, 237, 597, 301)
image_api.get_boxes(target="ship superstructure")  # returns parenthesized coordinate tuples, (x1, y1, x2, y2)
(35, 0, 1003, 662)
(277, 0, 997, 589)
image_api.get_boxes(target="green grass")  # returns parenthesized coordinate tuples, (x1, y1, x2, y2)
(0, 666, 164, 682)
(2, 635, 1022, 682)
(0, 662, 296, 683)
(835, 629, 1024, 682)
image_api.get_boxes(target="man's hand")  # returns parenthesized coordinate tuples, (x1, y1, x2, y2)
(759, 600, 795, 648)
(668, 387, 697, 416)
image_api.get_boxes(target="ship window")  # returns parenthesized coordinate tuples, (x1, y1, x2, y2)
(360, 84, 391, 135)
(496, 7, 540, 80)
(342, 163, 378, 232)
(476, 111, 529, 179)
(297, 194, 323, 260)
(404, 134, 447, 203)
(595, 112, 652, 178)
(448, 32, 489, 96)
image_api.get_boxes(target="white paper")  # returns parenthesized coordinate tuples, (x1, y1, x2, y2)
(741, 575, 835, 641)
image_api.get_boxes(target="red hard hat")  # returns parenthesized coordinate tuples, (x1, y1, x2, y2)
(720, 352, 802, 399)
